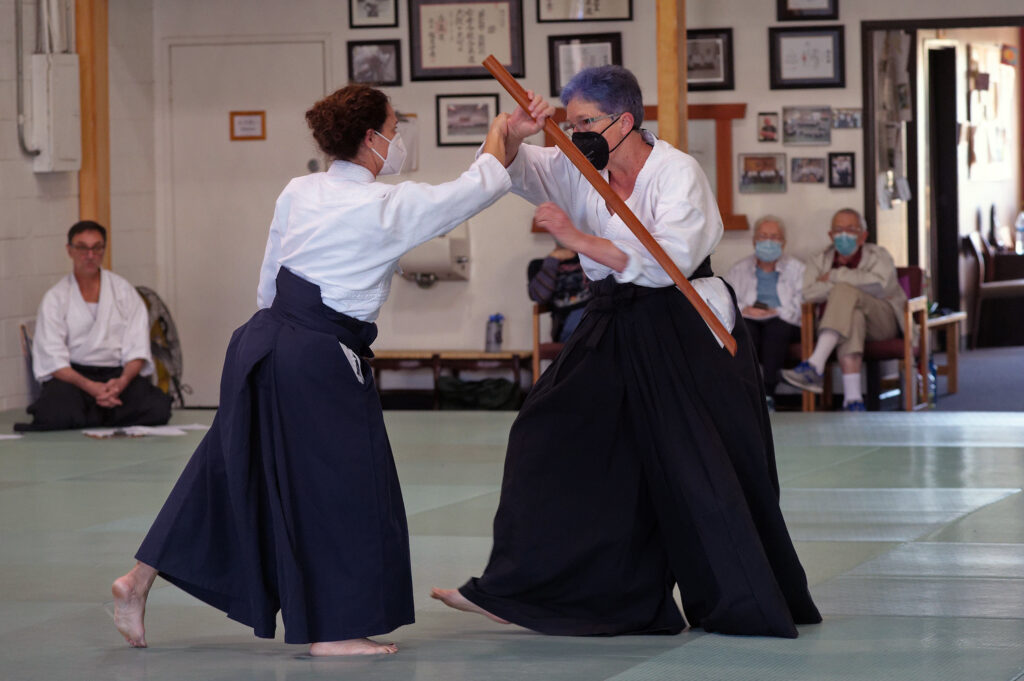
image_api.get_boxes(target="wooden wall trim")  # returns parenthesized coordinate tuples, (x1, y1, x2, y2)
(76, 0, 111, 268)
(655, 0, 686, 151)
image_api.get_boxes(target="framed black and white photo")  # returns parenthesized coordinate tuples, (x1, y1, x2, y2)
(739, 153, 787, 194)
(791, 157, 826, 183)
(833, 107, 862, 128)
(769, 26, 845, 89)
(776, 0, 838, 21)
(758, 111, 779, 142)
(686, 28, 734, 91)
(828, 151, 855, 188)
(782, 106, 832, 144)
(409, 0, 524, 80)
(348, 40, 402, 86)
(547, 33, 622, 97)
(436, 93, 499, 146)
(537, 0, 632, 22)
(350, 0, 399, 28)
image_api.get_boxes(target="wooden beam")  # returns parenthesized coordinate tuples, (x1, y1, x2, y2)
(656, 0, 686, 151)
(76, 0, 111, 268)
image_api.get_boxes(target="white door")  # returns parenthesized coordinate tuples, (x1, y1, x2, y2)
(168, 41, 326, 405)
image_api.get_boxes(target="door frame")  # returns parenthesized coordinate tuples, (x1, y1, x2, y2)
(154, 33, 331, 312)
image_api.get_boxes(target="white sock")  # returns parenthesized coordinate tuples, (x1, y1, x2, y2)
(842, 372, 862, 405)
(807, 330, 841, 375)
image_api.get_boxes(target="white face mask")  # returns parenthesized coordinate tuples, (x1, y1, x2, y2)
(371, 130, 406, 176)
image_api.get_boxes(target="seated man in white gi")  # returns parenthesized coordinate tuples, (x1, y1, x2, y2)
(14, 221, 172, 432)
(780, 208, 906, 411)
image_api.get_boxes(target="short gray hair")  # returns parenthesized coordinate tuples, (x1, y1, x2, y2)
(832, 208, 865, 231)
(753, 215, 786, 239)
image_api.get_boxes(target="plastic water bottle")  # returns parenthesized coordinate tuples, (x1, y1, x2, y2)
(927, 358, 937, 408)
(1015, 211, 1024, 255)
(485, 314, 504, 352)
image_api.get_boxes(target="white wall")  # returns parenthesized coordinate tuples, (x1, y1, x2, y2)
(0, 0, 80, 410)
(108, 0, 157, 290)
(0, 0, 156, 411)
(151, 0, 659, 360)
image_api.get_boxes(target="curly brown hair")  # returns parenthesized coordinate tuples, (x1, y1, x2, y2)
(305, 85, 389, 161)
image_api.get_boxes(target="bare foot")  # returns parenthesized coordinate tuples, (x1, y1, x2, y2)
(112, 562, 158, 648)
(309, 638, 398, 656)
(430, 587, 509, 624)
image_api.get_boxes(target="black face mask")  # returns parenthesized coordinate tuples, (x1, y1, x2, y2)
(571, 116, 629, 171)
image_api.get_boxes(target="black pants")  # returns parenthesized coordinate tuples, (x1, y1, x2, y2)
(744, 317, 800, 397)
(15, 364, 172, 431)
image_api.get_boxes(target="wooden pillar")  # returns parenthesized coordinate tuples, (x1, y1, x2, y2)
(656, 0, 687, 151)
(76, 0, 111, 268)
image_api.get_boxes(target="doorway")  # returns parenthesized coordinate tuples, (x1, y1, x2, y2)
(166, 39, 327, 405)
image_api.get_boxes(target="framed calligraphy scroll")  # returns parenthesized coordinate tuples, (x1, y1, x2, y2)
(409, 0, 524, 80)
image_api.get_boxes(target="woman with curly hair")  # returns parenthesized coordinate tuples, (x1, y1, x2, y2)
(112, 84, 526, 656)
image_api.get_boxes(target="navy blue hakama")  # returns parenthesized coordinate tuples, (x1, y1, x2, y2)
(136, 268, 414, 644)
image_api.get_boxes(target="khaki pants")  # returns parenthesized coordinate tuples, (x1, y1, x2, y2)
(818, 283, 899, 358)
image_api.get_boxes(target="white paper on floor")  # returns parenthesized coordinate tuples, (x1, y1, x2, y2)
(81, 424, 207, 438)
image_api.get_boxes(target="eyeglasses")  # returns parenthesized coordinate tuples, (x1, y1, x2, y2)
(560, 113, 621, 134)
(70, 244, 106, 254)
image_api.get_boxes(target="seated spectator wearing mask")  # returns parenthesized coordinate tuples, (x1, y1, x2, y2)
(725, 216, 803, 408)
(780, 208, 906, 411)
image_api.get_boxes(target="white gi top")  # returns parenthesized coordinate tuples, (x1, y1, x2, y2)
(503, 131, 735, 334)
(257, 154, 512, 321)
(32, 269, 154, 382)
(725, 254, 805, 327)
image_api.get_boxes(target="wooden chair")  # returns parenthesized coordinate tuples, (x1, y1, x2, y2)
(800, 266, 930, 412)
(19, 320, 42, 403)
(963, 232, 1024, 349)
(531, 303, 564, 385)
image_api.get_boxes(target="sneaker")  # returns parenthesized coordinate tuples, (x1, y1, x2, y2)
(843, 400, 866, 412)
(780, 361, 824, 394)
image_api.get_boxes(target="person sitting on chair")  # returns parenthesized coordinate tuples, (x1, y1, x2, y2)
(14, 221, 172, 432)
(780, 208, 906, 412)
(527, 242, 591, 342)
(725, 215, 803, 409)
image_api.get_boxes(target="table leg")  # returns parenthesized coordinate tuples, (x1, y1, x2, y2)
(947, 322, 959, 394)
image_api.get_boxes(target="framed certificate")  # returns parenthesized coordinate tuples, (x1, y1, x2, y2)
(409, 0, 524, 80)
(769, 25, 845, 89)
(547, 33, 622, 97)
(537, 0, 632, 22)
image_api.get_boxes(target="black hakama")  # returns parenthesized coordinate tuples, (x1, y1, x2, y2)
(14, 366, 171, 432)
(460, 275, 821, 638)
(136, 268, 414, 644)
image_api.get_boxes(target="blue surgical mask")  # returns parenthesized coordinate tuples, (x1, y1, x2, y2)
(754, 240, 783, 263)
(833, 233, 859, 256)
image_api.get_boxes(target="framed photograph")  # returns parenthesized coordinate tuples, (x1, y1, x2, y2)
(686, 28, 734, 91)
(436, 93, 499, 146)
(758, 111, 779, 142)
(776, 0, 838, 21)
(791, 157, 826, 183)
(739, 153, 787, 194)
(350, 0, 399, 28)
(833, 107, 862, 128)
(547, 33, 622, 97)
(348, 40, 402, 86)
(409, 0, 524, 80)
(828, 151, 855, 188)
(769, 26, 845, 89)
(537, 0, 632, 22)
(782, 106, 832, 145)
